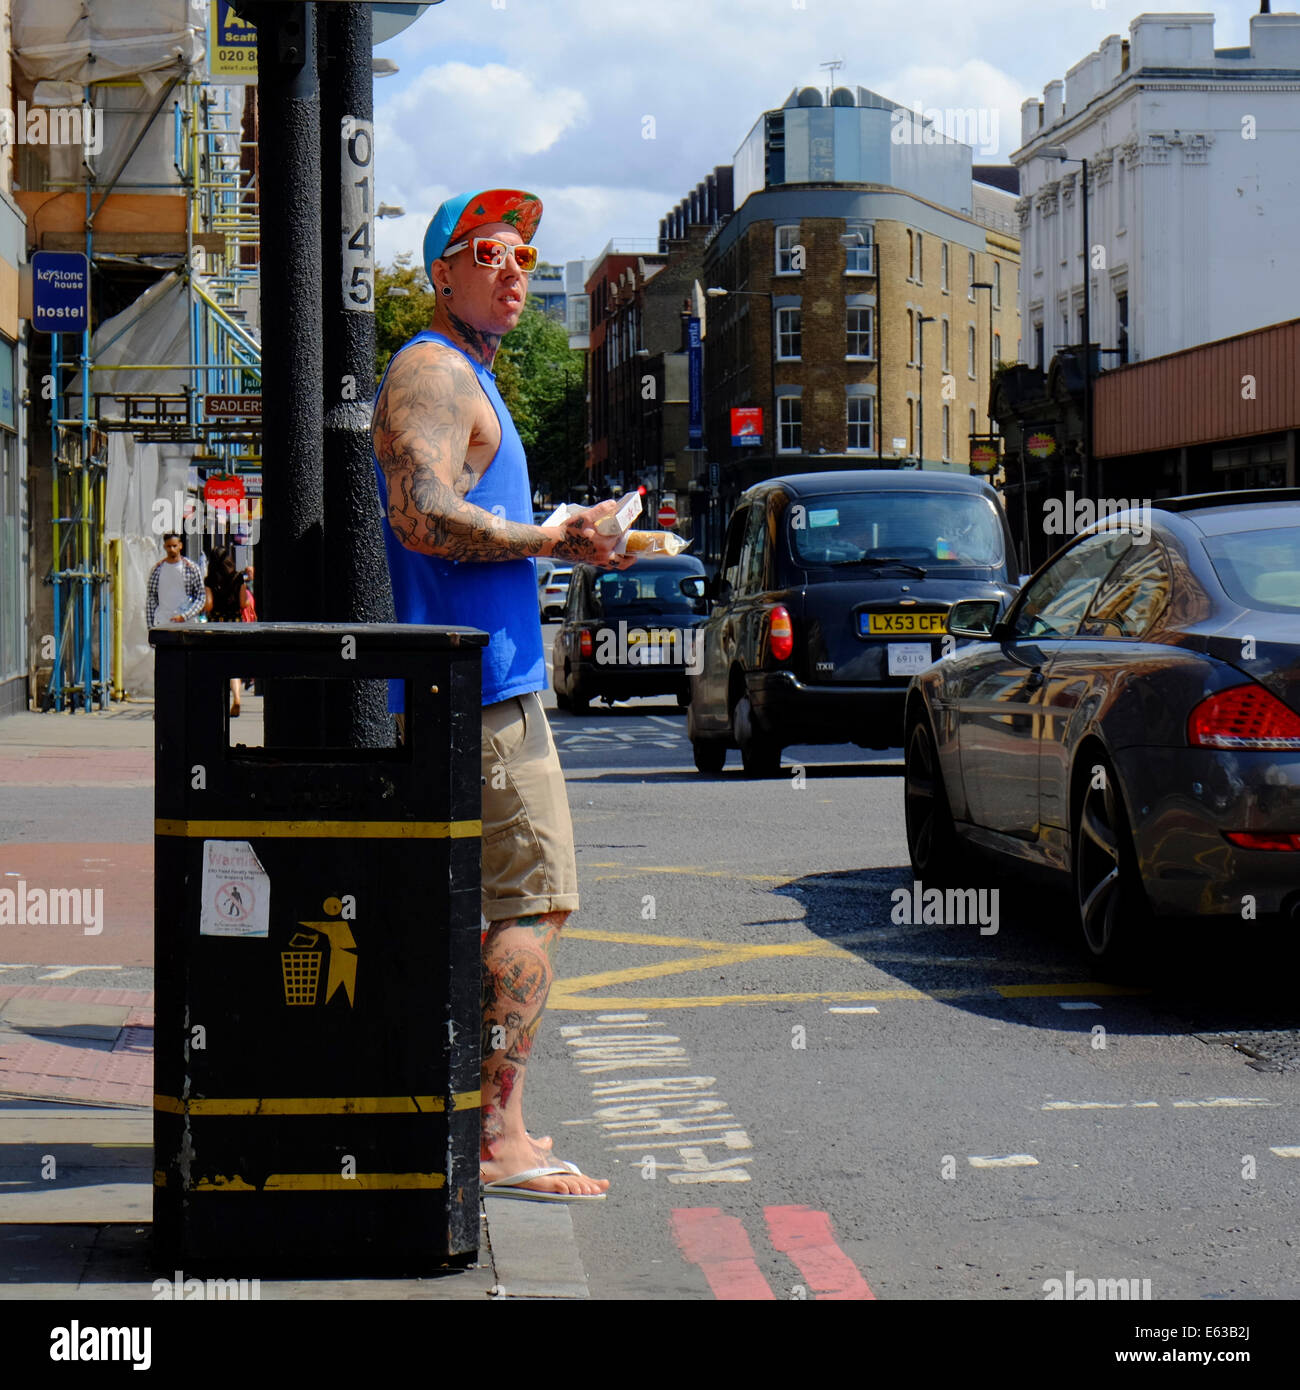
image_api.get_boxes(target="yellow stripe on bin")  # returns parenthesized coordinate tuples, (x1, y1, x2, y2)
(154, 1093, 482, 1116)
(185, 1172, 447, 1192)
(155, 818, 481, 839)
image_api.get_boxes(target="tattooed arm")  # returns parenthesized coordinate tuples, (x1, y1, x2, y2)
(373, 342, 630, 566)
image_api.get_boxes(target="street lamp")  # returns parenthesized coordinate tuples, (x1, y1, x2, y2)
(917, 314, 936, 466)
(971, 281, 995, 436)
(1039, 144, 1092, 497)
(706, 286, 778, 466)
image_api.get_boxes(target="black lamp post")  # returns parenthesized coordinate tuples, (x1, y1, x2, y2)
(917, 314, 936, 465)
(706, 286, 777, 467)
(1040, 145, 1092, 497)
(971, 281, 995, 435)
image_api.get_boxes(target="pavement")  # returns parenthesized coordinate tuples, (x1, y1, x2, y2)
(0, 697, 589, 1302)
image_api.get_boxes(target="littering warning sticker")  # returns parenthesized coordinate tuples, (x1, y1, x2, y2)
(200, 840, 270, 938)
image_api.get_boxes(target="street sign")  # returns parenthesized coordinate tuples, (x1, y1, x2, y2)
(731, 406, 762, 447)
(208, 1, 257, 85)
(32, 251, 89, 333)
(204, 394, 262, 418)
(657, 500, 677, 528)
(204, 475, 246, 505)
(708, 462, 720, 488)
(687, 316, 703, 449)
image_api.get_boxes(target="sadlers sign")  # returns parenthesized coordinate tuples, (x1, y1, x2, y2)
(204, 394, 262, 418)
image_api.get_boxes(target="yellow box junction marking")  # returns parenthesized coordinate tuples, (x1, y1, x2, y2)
(551, 925, 1145, 1011)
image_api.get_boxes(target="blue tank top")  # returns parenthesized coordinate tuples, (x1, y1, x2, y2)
(373, 329, 546, 709)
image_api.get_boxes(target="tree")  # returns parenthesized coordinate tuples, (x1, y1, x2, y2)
(375, 253, 436, 384)
(373, 256, 585, 501)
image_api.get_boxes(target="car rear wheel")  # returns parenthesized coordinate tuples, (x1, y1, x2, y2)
(692, 739, 726, 774)
(904, 715, 961, 881)
(569, 679, 590, 715)
(732, 694, 781, 779)
(1072, 756, 1150, 964)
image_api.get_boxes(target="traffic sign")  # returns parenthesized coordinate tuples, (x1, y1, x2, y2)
(657, 500, 677, 528)
(32, 251, 89, 333)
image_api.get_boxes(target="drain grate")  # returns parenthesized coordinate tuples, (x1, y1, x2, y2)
(1196, 1030, 1300, 1073)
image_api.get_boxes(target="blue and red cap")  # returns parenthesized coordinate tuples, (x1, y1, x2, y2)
(423, 189, 543, 279)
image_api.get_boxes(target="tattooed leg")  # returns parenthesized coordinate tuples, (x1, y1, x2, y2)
(480, 911, 609, 1197)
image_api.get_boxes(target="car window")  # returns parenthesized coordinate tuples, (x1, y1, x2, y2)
(593, 567, 701, 616)
(720, 505, 750, 594)
(738, 498, 771, 596)
(1009, 531, 1132, 640)
(1202, 525, 1300, 613)
(564, 570, 583, 619)
(1079, 540, 1171, 638)
(787, 490, 1006, 568)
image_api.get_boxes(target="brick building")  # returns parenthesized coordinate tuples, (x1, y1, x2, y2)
(701, 87, 1020, 545)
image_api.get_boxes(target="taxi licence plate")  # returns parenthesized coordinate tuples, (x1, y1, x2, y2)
(862, 611, 946, 636)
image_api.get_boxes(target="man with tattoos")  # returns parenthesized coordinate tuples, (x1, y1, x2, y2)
(372, 189, 631, 1202)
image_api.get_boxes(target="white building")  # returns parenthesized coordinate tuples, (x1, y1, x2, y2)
(1013, 10, 1300, 369)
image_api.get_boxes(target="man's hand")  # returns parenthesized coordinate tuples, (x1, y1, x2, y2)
(545, 500, 635, 570)
(169, 614, 186, 622)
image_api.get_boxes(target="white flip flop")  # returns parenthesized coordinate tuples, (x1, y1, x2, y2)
(481, 1163, 608, 1203)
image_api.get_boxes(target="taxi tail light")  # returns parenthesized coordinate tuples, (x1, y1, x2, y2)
(579, 629, 594, 658)
(768, 605, 794, 662)
(1188, 683, 1300, 750)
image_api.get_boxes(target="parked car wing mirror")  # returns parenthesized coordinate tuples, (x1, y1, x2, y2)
(680, 577, 706, 599)
(947, 598, 1001, 639)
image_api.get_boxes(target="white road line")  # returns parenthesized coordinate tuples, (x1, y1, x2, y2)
(596, 1013, 651, 1023)
(1058, 1002, 1101, 1010)
(1043, 1101, 1128, 1110)
(647, 716, 680, 729)
(1268, 1146, 1300, 1158)
(968, 1154, 1038, 1168)
(1170, 1098, 1280, 1108)
(828, 1006, 879, 1014)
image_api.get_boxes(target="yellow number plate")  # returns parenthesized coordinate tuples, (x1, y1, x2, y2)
(865, 612, 946, 635)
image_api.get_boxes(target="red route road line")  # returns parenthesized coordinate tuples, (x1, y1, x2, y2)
(764, 1204, 875, 1300)
(670, 1208, 776, 1301)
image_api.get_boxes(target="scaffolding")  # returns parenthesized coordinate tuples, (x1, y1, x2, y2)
(45, 70, 261, 710)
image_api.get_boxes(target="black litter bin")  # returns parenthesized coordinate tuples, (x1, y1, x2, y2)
(149, 622, 487, 1274)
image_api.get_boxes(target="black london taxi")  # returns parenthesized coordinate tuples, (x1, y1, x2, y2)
(686, 470, 1020, 775)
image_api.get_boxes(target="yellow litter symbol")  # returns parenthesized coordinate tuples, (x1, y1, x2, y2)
(280, 900, 358, 1007)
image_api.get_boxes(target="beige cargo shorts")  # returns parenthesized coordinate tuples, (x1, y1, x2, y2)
(480, 691, 580, 922)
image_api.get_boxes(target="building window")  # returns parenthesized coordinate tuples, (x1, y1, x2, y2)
(969, 407, 977, 439)
(569, 295, 589, 334)
(775, 225, 801, 275)
(907, 398, 914, 455)
(846, 307, 873, 358)
(847, 396, 874, 451)
(967, 325, 976, 377)
(1116, 291, 1129, 365)
(776, 306, 802, 360)
(845, 221, 872, 272)
(914, 232, 923, 283)
(906, 310, 915, 365)
(942, 404, 951, 461)
(941, 318, 950, 372)
(993, 261, 1001, 308)
(941, 243, 949, 292)
(968, 252, 976, 301)
(906, 231, 914, 281)
(778, 396, 802, 452)
(993, 331, 1001, 365)
(915, 313, 924, 365)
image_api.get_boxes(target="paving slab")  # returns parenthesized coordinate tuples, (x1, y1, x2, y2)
(0, 1000, 130, 1040)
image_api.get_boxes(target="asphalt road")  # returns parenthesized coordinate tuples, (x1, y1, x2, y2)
(530, 626, 1300, 1302)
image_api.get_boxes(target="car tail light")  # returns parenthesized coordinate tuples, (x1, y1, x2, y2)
(579, 629, 593, 658)
(768, 605, 794, 662)
(1188, 683, 1300, 750)
(1224, 831, 1300, 851)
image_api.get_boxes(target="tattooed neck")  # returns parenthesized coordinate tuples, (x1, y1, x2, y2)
(440, 310, 502, 368)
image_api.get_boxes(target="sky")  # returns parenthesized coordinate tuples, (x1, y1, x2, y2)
(372, 0, 1255, 274)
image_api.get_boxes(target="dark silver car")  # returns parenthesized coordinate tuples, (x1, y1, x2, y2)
(904, 490, 1300, 962)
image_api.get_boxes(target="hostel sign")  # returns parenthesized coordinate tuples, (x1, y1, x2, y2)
(32, 252, 89, 333)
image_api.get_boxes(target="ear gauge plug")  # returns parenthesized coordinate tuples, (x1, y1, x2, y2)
(442, 286, 453, 297)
